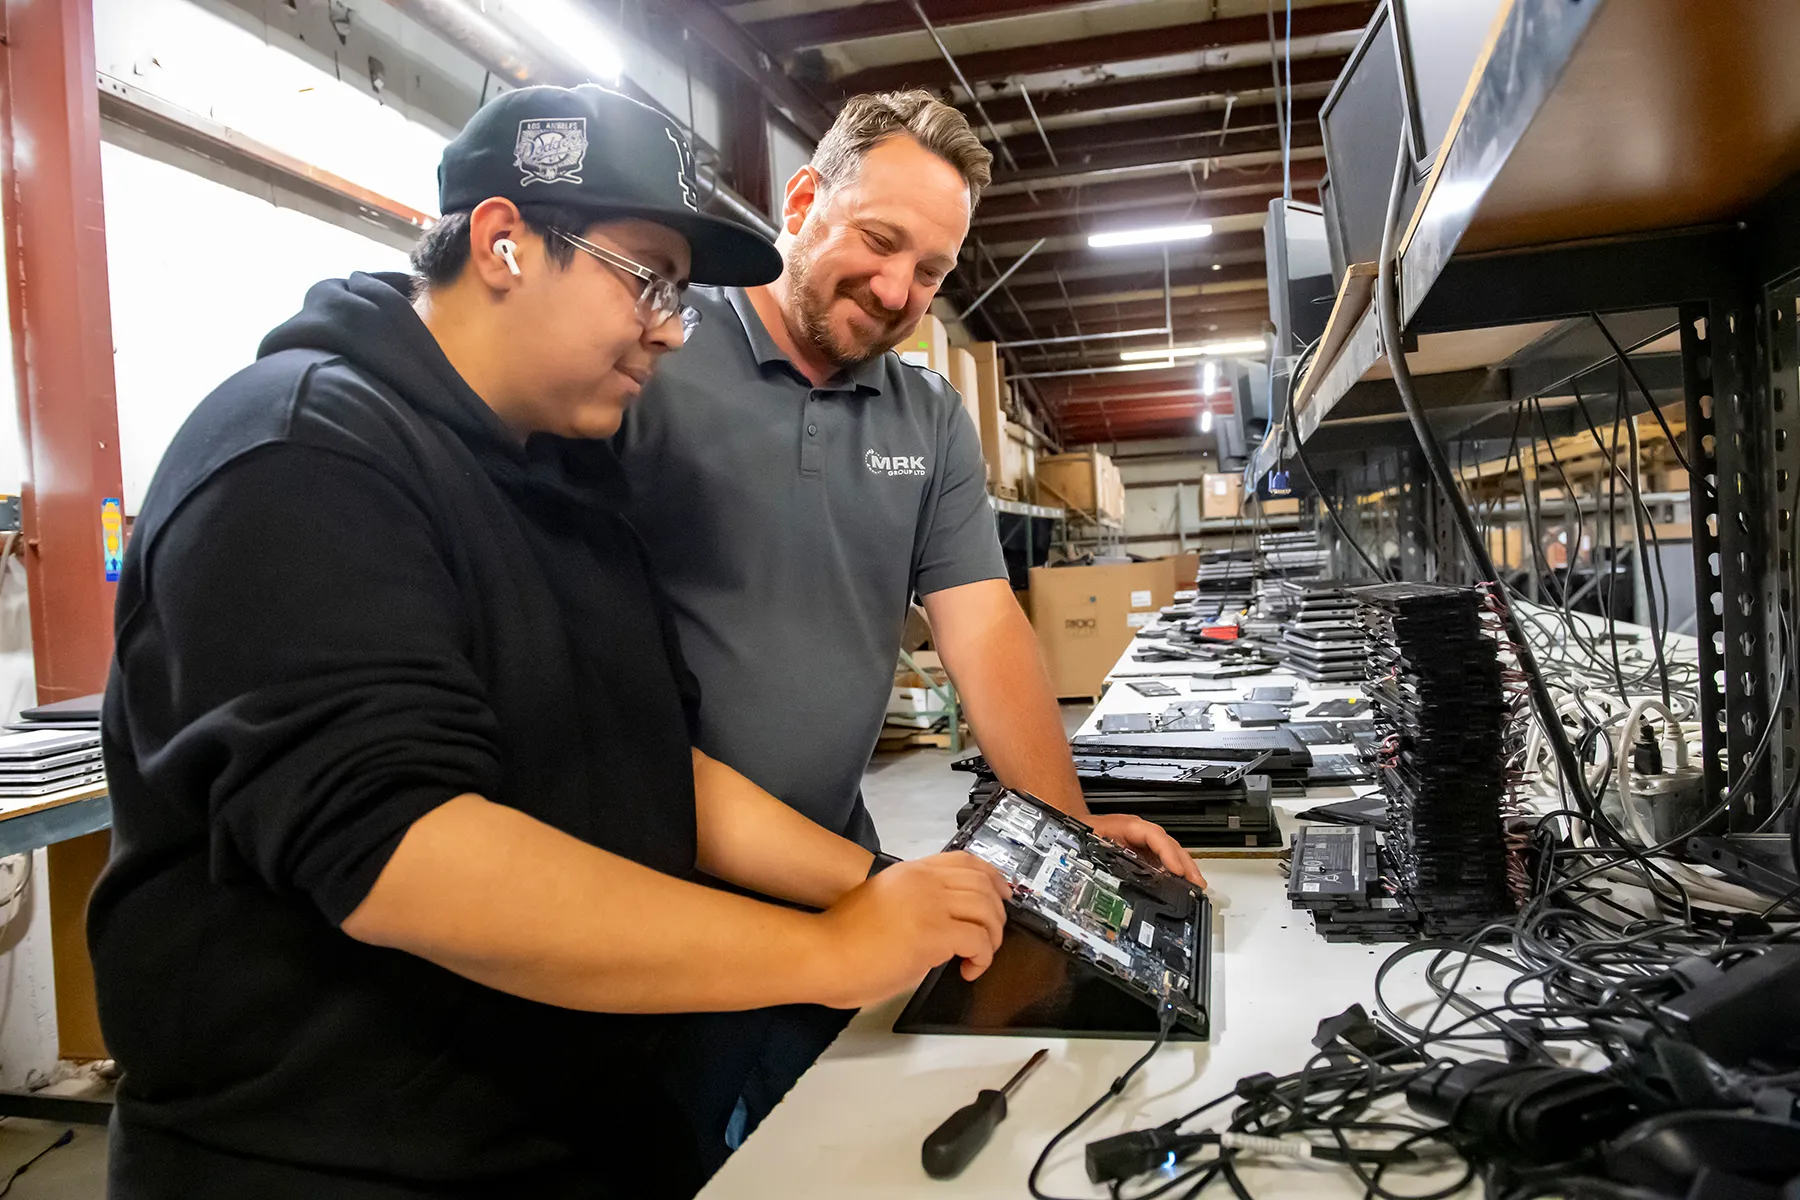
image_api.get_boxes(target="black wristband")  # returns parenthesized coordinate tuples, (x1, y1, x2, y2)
(867, 851, 902, 879)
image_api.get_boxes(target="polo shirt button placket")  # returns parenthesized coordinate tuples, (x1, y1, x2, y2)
(800, 391, 824, 477)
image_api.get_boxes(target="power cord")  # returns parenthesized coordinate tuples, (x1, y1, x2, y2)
(1029, 1005, 1178, 1200)
(0, 1128, 74, 1198)
(1373, 132, 1608, 838)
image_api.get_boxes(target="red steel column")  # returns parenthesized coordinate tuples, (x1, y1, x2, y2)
(2, 0, 125, 1061)
(4, 0, 125, 703)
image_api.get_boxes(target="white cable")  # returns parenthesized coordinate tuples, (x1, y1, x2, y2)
(1219, 1132, 1315, 1159)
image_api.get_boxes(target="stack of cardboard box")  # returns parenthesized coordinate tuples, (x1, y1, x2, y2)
(1036, 449, 1125, 522)
(907, 316, 1033, 500)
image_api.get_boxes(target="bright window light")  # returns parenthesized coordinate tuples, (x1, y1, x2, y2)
(509, 0, 624, 83)
(1199, 408, 1215, 433)
(1087, 222, 1213, 249)
(1119, 338, 1265, 362)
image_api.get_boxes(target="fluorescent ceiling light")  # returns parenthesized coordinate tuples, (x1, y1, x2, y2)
(509, 0, 623, 83)
(1199, 408, 1215, 433)
(1201, 361, 1219, 393)
(1087, 222, 1213, 249)
(1119, 338, 1265, 362)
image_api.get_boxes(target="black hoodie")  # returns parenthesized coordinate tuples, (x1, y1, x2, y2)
(92, 273, 709, 1198)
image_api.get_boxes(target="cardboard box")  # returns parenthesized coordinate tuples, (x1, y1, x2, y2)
(888, 685, 950, 727)
(1202, 473, 1244, 519)
(1256, 496, 1302, 516)
(1037, 449, 1126, 521)
(1162, 551, 1200, 589)
(967, 342, 1007, 488)
(900, 313, 950, 377)
(947, 347, 982, 438)
(1486, 527, 1525, 569)
(1002, 423, 1034, 500)
(890, 650, 950, 728)
(1029, 559, 1178, 698)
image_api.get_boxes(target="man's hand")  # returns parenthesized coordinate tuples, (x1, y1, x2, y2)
(811, 852, 1009, 1008)
(1087, 814, 1207, 888)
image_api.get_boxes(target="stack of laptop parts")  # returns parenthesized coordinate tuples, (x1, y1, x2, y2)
(1356, 582, 1514, 937)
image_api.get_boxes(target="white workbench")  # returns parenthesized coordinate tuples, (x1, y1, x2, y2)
(700, 622, 1473, 1199)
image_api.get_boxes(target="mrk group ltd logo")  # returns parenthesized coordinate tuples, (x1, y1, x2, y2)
(865, 448, 928, 477)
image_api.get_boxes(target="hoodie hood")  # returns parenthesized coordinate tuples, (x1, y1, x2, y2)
(258, 271, 628, 516)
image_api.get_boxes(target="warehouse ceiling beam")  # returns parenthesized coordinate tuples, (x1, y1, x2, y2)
(976, 168, 1322, 226)
(378, 0, 776, 236)
(958, 237, 1047, 321)
(987, 124, 1323, 193)
(832, 2, 1377, 94)
(967, 55, 1348, 126)
(981, 195, 1296, 246)
(1008, 268, 1265, 310)
(383, 0, 548, 86)
(97, 75, 432, 247)
(905, 0, 1022, 175)
(998, 97, 1322, 164)
(1004, 250, 1268, 292)
(740, 0, 1092, 49)
(653, 0, 835, 141)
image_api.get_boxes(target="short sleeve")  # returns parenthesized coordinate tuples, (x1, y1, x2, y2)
(118, 444, 504, 924)
(911, 389, 1008, 597)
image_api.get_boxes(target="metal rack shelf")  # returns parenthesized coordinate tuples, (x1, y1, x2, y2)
(1251, 0, 1800, 830)
(987, 495, 1065, 521)
(1255, 0, 1800, 470)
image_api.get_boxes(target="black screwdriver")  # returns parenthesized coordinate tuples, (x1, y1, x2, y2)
(922, 1048, 1050, 1179)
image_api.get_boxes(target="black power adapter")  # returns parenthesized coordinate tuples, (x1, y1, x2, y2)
(1406, 1061, 1638, 1164)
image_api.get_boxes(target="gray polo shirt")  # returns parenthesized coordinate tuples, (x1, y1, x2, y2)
(615, 286, 1006, 849)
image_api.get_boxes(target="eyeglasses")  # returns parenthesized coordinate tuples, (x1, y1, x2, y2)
(555, 230, 700, 337)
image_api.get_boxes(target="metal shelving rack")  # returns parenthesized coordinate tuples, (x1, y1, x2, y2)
(989, 494, 1065, 589)
(1251, 0, 1800, 830)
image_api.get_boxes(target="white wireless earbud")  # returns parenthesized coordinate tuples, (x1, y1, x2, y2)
(494, 238, 521, 277)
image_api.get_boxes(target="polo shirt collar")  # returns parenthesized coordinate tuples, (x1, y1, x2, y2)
(724, 287, 885, 395)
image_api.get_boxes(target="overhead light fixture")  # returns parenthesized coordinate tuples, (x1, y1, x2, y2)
(1199, 408, 1215, 434)
(1087, 222, 1213, 249)
(1201, 361, 1219, 393)
(509, 0, 624, 83)
(1119, 338, 1265, 362)
(1210, 262, 1223, 271)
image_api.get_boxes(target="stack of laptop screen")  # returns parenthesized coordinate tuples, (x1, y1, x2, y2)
(6, 693, 101, 733)
(1194, 548, 1256, 617)
(1257, 529, 1330, 577)
(0, 728, 103, 800)
(1279, 584, 1369, 682)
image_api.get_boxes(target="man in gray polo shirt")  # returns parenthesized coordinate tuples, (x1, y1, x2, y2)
(616, 90, 1200, 1154)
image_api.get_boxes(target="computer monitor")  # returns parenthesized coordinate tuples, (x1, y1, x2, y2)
(1317, 1, 1416, 270)
(1393, 0, 1506, 167)
(1265, 198, 1335, 358)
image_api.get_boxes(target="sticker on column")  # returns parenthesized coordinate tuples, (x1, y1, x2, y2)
(101, 498, 124, 582)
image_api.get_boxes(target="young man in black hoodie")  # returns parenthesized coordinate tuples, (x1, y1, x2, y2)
(90, 85, 1007, 1199)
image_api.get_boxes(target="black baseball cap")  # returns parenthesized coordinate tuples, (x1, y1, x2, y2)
(438, 84, 782, 287)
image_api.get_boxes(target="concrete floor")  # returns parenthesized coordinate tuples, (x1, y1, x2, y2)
(5, 703, 1090, 1196)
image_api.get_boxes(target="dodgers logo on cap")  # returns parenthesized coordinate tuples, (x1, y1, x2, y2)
(515, 117, 588, 186)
